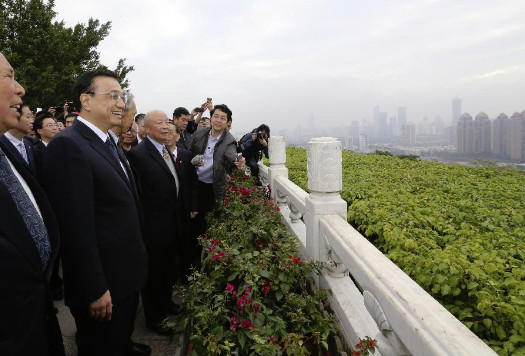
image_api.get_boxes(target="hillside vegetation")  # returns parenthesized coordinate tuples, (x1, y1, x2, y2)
(286, 147, 525, 356)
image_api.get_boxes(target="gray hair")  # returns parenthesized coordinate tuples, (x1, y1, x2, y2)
(124, 90, 135, 111)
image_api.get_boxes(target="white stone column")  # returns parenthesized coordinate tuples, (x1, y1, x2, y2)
(304, 138, 347, 266)
(267, 136, 288, 201)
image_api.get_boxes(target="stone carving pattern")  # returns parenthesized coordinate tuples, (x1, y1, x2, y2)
(363, 290, 410, 355)
(288, 202, 302, 222)
(307, 139, 342, 193)
(276, 189, 287, 205)
(322, 230, 348, 278)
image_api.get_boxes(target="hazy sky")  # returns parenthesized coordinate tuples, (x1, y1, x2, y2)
(53, 0, 525, 132)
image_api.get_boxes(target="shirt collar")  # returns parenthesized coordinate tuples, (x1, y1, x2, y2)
(3, 131, 23, 146)
(76, 116, 108, 143)
(147, 136, 165, 155)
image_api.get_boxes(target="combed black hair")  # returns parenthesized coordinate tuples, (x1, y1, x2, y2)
(72, 69, 118, 113)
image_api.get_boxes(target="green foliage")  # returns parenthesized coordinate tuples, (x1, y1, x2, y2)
(182, 171, 339, 355)
(287, 147, 525, 355)
(0, 0, 134, 108)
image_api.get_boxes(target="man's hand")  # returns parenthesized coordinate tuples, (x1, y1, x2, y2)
(235, 156, 246, 170)
(89, 290, 112, 321)
(258, 138, 268, 147)
(190, 211, 198, 219)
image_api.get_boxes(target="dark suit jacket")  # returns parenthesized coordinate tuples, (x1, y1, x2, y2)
(128, 138, 182, 248)
(176, 147, 198, 216)
(42, 119, 147, 307)
(32, 139, 47, 181)
(0, 133, 36, 175)
(0, 142, 64, 356)
(176, 131, 192, 151)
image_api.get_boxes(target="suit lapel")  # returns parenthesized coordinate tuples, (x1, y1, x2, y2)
(0, 135, 33, 174)
(145, 139, 175, 181)
(74, 120, 133, 191)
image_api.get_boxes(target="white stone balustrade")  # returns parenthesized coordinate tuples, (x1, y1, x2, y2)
(260, 136, 497, 356)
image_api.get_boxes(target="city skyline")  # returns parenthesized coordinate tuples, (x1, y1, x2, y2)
(52, 0, 525, 132)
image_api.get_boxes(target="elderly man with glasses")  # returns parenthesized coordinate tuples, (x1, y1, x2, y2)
(42, 69, 149, 356)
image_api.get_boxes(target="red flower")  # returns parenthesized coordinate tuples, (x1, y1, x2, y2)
(223, 197, 230, 204)
(289, 255, 301, 265)
(232, 291, 237, 298)
(276, 206, 280, 211)
(255, 239, 262, 246)
(240, 320, 254, 329)
(244, 288, 252, 295)
(262, 280, 271, 295)
(231, 187, 238, 192)
(225, 283, 234, 292)
(230, 316, 238, 332)
(351, 351, 360, 356)
(368, 340, 377, 348)
(211, 251, 224, 261)
(269, 335, 276, 344)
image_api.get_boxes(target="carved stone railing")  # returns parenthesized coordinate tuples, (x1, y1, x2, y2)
(258, 136, 497, 356)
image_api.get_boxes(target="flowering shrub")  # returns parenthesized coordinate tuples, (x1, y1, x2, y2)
(351, 337, 377, 356)
(181, 171, 340, 355)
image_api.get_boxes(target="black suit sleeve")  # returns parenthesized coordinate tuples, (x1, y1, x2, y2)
(42, 136, 109, 304)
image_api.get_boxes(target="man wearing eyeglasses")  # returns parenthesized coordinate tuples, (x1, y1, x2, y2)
(32, 111, 58, 181)
(42, 69, 148, 356)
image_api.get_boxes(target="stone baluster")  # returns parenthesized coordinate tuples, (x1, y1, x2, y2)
(267, 136, 288, 201)
(304, 138, 347, 275)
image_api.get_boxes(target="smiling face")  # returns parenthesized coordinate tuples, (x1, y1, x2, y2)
(210, 108, 228, 135)
(0, 53, 26, 133)
(80, 75, 124, 132)
(145, 110, 170, 144)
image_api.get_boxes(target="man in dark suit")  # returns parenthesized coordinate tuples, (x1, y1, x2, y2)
(127, 110, 182, 335)
(0, 52, 65, 356)
(42, 69, 148, 356)
(165, 122, 200, 277)
(173, 107, 192, 150)
(0, 102, 36, 175)
(32, 111, 58, 180)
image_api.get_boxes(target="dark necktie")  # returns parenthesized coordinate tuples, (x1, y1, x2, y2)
(0, 149, 51, 270)
(105, 137, 128, 180)
(175, 156, 181, 169)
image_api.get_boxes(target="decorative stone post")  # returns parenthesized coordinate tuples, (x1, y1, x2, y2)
(304, 138, 347, 271)
(267, 136, 288, 201)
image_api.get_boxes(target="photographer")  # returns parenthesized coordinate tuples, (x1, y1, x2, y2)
(240, 124, 270, 178)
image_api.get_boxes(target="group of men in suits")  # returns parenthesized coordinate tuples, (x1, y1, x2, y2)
(1, 50, 248, 355)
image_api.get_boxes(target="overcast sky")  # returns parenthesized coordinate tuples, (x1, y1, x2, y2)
(53, 0, 525, 132)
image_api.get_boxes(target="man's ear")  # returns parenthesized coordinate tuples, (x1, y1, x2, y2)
(80, 93, 91, 112)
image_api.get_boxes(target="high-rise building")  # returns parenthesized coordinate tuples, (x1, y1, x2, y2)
(402, 123, 416, 146)
(474, 112, 491, 153)
(359, 134, 369, 152)
(492, 113, 510, 157)
(377, 112, 388, 137)
(397, 107, 407, 126)
(456, 113, 475, 153)
(452, 97, 462, 125)
(509, 112, 525, 161)
(349, 120, 359, 140)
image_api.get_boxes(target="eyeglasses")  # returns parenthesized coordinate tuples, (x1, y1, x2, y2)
(43, 123, 58, 128)
(86, 90, 128, 103)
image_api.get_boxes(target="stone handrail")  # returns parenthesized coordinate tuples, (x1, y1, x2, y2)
(259, 136, 497, 356)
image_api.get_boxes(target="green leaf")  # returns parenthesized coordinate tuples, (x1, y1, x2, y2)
(259, 270, 271, 278)
(275, 291, 284, 301)
(238, 332, 247, 350)
(212, 326, 223, 341)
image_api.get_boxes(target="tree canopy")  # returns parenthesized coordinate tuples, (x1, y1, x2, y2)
(0, 0, 134, 109)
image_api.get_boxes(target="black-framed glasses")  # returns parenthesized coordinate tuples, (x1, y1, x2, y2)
(85, 90, 127, 103)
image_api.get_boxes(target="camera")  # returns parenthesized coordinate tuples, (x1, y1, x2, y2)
(207, 97, 212, 103)
(257, 131, 264, 140)
(195, 107, 205, 113)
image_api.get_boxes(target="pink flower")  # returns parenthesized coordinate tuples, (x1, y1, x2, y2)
(244, 288, 252, 295)
(230, 316, 238, 332)
(208, 239, 220, 252)
(211, 251, 224, 261)
(240, 320, 254, 329)
(225, 283, 234, 292)
(237, 294, 248, 314)
(232, 291, 237, 298)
